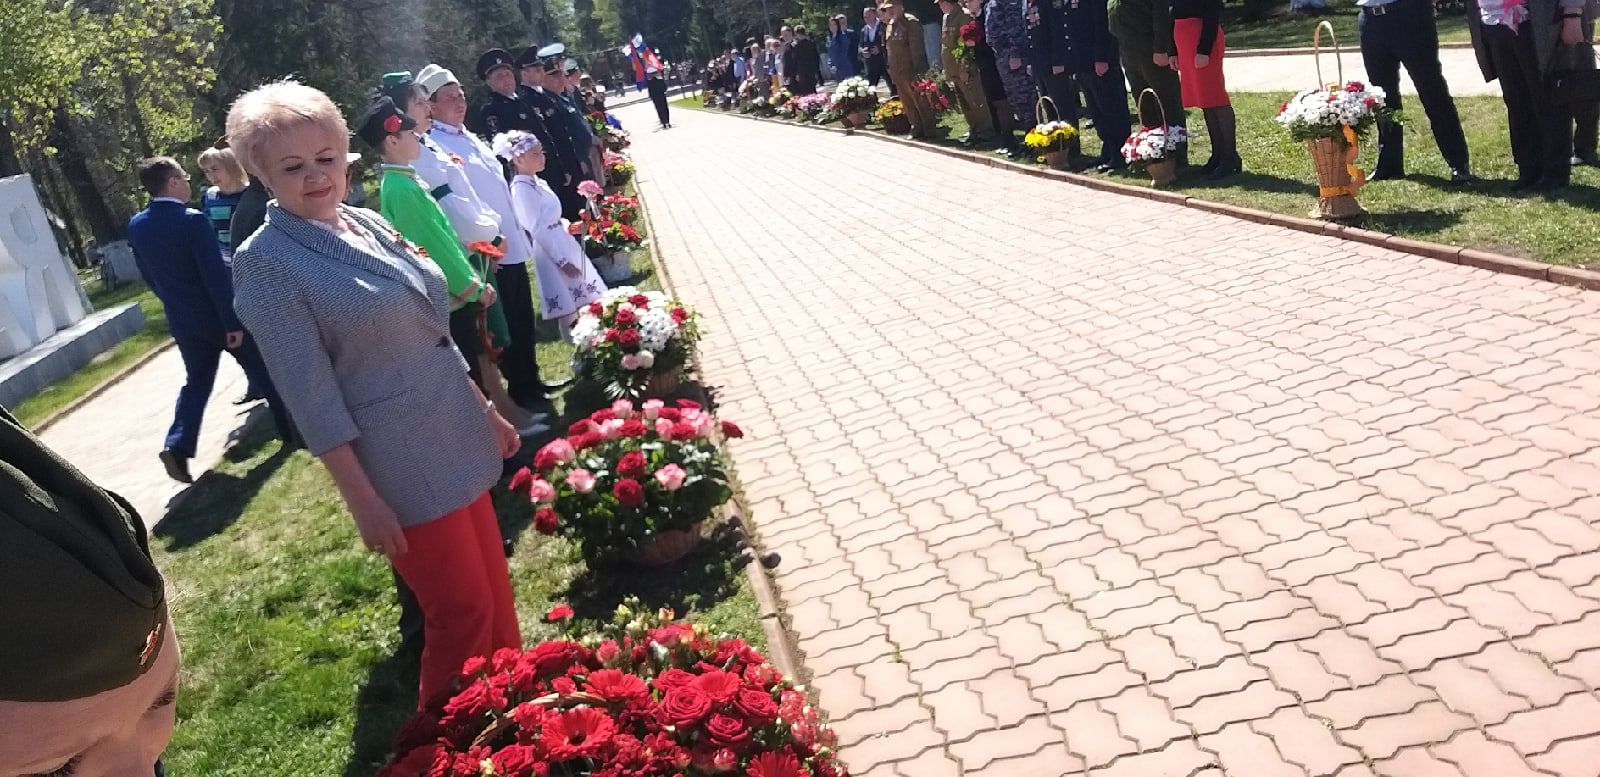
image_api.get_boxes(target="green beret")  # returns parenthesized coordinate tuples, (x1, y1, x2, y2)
(0, 406, 167, 702)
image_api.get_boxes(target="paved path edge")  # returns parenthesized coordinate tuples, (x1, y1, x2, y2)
(701, 107, 1600, 292)
(632, 178, 811, 684)
(31, 338, 177, 434)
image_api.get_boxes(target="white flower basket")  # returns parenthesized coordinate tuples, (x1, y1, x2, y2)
(594, 251, 634, 284)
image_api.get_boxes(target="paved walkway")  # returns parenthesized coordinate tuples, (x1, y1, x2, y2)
(623, 103, 1600, 777)
(41, 344, 254, 530)
(1226, 46, 1500, 96)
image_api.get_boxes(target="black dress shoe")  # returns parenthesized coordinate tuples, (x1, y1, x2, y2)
(1095, 160, 1126, 173)
(1533, 176, 1570, 194)
(1449, 168, 1475, 184)
(1366, 168, 1406, 182)
(159, 449, 194, 484)
(1206, 158, 1243, 180)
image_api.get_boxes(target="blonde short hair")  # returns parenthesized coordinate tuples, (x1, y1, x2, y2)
(196, 147, 246, 186)
(224, 80, 348, 177)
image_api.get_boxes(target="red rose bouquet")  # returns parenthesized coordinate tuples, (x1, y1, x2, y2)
(512, 397, 735, 559)
(599, 194, 641, 225)
(911, 77, 952, 115)
(377, 601, 847, 777)
(568, 288, 702, 399)
(569, 211, 645, 259)
(955, 20, 982, 63)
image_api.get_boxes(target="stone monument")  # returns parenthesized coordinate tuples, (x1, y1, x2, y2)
(0, 174, 144, 411)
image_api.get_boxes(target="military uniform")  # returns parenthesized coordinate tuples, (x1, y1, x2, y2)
(1025, 0, 1085, 159)
(517, 46, 587, 219)
(885, 10, 933, 136)
(1108, 0, 1184, 135)
(985, 0, 1038, 135)
(1057, 0, 1132, 167)
(942, 4, 996, 141)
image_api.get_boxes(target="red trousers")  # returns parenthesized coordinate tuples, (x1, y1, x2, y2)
(390, 493, 522, 706)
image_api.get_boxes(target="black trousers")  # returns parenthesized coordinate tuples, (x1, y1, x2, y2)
(1576, 99, 1599, 157)
(1034, 69, 1082, 125)
(1481, 21, 1573, 184)
(865, 55, 895, 94)
(1075, 62, 1133, 163)
(647, 77, 671, 126)
(494, 262, 548, 409)
(1358, 0, 1471, 172)
(448, 305, 484, 387)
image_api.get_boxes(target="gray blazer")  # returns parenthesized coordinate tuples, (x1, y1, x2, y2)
(233, 203, 501, 527)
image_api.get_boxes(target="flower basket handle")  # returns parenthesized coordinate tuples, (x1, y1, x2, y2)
(1035, 95, 1060, 127)
(1312, 19, 1343, 88)
(1136, 88, 1169, 131)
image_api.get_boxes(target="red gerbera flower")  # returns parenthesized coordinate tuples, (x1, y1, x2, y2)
(691, 670, 742, 704)
(541, 707, 617, 761)
(745, 751, 807, 777)
(585, 668, 651, 703)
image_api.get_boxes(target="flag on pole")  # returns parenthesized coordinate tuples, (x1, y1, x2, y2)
(625, 33, 664, 88)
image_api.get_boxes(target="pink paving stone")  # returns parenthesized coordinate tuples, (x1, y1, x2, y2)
(624, 104, 1600, 777)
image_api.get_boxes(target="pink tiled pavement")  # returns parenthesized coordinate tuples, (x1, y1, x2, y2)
(620, 103, 1600, 777)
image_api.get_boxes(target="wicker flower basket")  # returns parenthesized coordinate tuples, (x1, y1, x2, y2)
(1306, 21, 1366, 220)
(1135, 89, 1181, 187)
(626, 523, 705, 566)
(1044, 150, 1070, 170)
(848, 110, 870, 128)
(1147, 158, 1178, 186)
(645, 370, 681, 397)
(881, 115, 910, 135)
(1309, 138, 1367, 219)
(594, 251, 634, 284)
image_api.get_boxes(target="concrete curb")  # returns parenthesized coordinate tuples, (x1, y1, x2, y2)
(630, 172, 808, 682)
(703, 107, 1600, 292)
(31, 338, 177, 434)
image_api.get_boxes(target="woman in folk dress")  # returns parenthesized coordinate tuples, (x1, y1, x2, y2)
(493, 131, 606, 331)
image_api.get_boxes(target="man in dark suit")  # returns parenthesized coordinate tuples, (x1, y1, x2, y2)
(860, 6, 896, 93)
(127, 157, 290, 483)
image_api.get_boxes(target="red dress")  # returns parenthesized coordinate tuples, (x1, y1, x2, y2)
(1174, 19, 1230, 109)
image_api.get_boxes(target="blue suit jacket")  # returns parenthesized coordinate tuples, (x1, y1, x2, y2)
(128, 199, 242, 344)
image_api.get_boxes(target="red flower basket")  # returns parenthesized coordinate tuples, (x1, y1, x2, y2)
(376, 604, 850, 777)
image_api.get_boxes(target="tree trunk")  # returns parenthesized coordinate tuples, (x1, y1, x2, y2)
(121, 74, 155, 158)
(0, 117, 21, 178)
(50, 105, 124, 243)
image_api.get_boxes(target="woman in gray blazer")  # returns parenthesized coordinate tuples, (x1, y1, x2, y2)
(225, 81, 523, 703)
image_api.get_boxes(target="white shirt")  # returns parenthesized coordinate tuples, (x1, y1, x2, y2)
(429, 121, 536, 267)
(410, 133, 501, 246)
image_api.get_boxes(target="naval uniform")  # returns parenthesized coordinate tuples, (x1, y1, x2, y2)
(477, 90, 576, 219)
(517, 84, 587, 220)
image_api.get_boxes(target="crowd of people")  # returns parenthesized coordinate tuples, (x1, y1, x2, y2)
(704, 0, 1599, 189)
(34, 43, 640, 777)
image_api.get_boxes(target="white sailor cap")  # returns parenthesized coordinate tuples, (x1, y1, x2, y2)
(416, 64, 459, 97)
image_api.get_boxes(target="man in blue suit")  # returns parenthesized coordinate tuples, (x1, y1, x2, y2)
(127, 157, 292, 483)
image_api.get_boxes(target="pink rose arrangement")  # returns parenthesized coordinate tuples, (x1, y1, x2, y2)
(511, 398, 740, 560)
(377, 601, 847, 777)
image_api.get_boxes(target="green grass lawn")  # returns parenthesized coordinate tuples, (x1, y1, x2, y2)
(698, 92, 1600, 266)
(1221, 4, 1471, 50)
(11, 281, 172, 429)
(154, 237, 765, 776)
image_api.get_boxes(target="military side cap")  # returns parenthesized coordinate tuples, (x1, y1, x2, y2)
(356, 96, 418, 149)
(0, 406, 167, 703)
(378, 71, 416, 109)
(477, 48, 516, 80)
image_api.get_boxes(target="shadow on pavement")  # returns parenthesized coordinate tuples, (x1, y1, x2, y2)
(152, 409, 292, 551)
